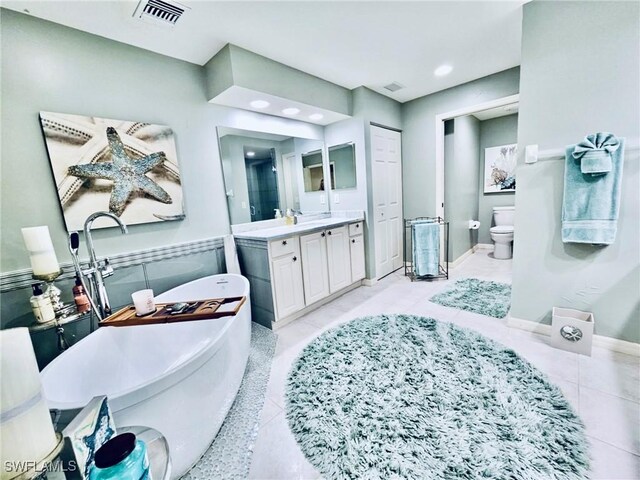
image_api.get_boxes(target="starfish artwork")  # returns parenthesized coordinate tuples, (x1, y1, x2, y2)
(68, 127, 173, 216)
(39, 111, 185, 230)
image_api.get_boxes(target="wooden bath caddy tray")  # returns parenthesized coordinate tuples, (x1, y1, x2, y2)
(99, 296, 246, 328)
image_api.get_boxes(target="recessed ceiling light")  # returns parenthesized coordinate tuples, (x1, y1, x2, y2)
(250, 100, 270, 109)
(282, 107, 301, 116)
(246, 151, 255, 157)
(309, 113, 324, 121)
(434, 64, 453, 77)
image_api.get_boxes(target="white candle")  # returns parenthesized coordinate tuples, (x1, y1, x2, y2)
(21, 226, 60, 276)
(0, 328, 58, 476)
(131, 289, 156, 316)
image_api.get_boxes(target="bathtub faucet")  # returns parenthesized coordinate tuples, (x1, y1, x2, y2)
(82, 211, 128, 319)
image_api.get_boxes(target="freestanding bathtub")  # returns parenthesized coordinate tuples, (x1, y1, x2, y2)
(40, 274, 251, 479)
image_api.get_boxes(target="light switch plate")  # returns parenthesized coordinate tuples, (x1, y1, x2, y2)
(334, 193, 340, 204)
(320, 194, 326, 205)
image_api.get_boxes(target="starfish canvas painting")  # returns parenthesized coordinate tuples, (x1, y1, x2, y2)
(39, 111, 185, 230)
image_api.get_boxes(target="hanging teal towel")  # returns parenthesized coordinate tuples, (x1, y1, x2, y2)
(562, 134, 625, 245)
(412, 221, 440, 276)
(572, 132, 621, 175)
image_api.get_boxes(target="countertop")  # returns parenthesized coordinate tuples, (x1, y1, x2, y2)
(233, 217, 364, 241)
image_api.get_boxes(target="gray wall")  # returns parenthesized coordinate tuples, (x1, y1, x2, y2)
(478, 114, 518, 244)
(402, 68, 520, 220)
(511, 1, 640, 343)
(445, 116, 480, 261)
(0, 9, 323, 274)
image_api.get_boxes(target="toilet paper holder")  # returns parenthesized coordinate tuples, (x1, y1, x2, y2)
(468, 220, 480, 230)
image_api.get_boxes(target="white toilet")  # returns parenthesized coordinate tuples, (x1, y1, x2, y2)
(490, 206, 515, 259)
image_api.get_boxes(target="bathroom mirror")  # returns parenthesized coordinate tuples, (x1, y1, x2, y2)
(328, 143, 356, 190)
(217, 127, 326, 224)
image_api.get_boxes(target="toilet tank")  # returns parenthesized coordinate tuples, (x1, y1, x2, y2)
(493, 206, 515, 226)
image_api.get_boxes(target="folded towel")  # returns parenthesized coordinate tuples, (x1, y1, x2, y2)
(412, 221, 440, 276)
(562, 135, 625, 245)
(572, 132, 620, 175)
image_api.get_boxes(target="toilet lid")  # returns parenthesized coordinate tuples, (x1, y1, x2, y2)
(490, 226, 514, 234)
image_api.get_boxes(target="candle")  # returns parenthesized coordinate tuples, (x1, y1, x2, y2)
(131, 289, 155, 316)
(21, 226, 60, 277)
(0, 328, 58, 476)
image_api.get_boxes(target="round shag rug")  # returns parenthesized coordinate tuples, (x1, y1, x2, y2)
(286, 315, 589, 480)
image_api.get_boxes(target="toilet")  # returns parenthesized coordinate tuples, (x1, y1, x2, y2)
(490, 206, 515, 259)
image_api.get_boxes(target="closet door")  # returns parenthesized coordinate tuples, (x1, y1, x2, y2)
(300, 231, 330, 305)
(371, 125, 403, 279)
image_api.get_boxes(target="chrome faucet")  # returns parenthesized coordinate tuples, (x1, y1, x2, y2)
(83, 211, 128, 319)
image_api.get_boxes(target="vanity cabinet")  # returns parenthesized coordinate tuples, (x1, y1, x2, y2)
(300, 231, 330, 305)
(270, 238, 305, 319)
(235, 220, 366, 328)
(326, 226, 351, 293)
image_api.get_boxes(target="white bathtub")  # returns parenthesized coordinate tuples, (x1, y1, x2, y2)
(41, 274, 251, 479)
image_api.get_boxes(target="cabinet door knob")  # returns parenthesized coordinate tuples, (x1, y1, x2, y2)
(282, 240, 287, 245)
(292, 256, 297, 262)
(356, 224, 359, 228)
(352, 239, 356, 243)
(321, 232, 325, 237)
(327, 230, 332, 235)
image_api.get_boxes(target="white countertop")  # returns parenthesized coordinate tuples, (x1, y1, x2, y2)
(233, 216, 364, 241)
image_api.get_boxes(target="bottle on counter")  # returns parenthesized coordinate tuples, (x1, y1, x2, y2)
(91, 432, 151, 480)
(30, 283, 55, 324)
(73, 276, 91, 314)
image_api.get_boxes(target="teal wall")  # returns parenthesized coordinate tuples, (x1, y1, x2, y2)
(402, 68, 520, 219)
(478, 114, 518, 244)
(0, 9, 323, 274)
(445, 116, 480, 261)
(511, 1, 640, 342)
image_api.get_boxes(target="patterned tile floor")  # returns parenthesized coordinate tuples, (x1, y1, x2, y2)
(248, 252, 640, 480)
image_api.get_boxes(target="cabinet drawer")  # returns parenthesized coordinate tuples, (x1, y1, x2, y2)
(269, 237, 297, 258)
(349, 222, 363, 236)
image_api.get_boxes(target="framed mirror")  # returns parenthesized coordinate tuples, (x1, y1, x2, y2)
(217, 127, 326, 225)
(328, 142, 356, 190)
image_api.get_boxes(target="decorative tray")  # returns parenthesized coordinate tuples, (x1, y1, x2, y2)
(99, 296, 246, 328)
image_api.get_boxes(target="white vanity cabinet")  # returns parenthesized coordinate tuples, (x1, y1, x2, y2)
(326, 226, 352, 293)
(269, 238, 305, 319)
(235, 219, 366, 328)
(300, 231, 330, 305)
(349, 222, 366, 281)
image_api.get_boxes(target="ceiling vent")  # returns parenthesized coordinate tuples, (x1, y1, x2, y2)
(383, 82, 404, 93)
(133, 0, 188, 27)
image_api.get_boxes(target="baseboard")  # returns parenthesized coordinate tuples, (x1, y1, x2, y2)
(473, 243, 494, 252)
(447, 248, 474, 269)
(507, 315, 640, 357)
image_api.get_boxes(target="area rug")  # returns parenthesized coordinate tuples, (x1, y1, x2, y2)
(286, 314, 589, 480)
(182, 323, 276, 480)
(430, 277, 512, 318)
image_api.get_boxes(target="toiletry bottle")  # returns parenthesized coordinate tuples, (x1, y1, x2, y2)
(274, 209, 282, 219)
(73, 276, 91, 314)
(30, 283, 55, 324)
(285, 208, 294, 225)
(91, 432, 151, 480)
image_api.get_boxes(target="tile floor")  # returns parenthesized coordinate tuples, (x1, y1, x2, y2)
(248, 252, 640, 480)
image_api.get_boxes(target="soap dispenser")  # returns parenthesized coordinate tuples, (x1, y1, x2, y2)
(285, 209, 294, 226)
(30, 283, 55, 323)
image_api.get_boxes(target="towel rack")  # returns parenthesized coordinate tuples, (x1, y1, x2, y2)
(525, 139, 640, 164)
(403, 217, 449, 282)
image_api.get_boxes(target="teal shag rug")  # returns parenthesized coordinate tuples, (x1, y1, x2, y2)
(430, 278, 512, 318)
(286, 315, 589, 480)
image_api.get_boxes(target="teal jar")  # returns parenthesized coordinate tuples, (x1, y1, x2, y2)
(90, 433, 150, 480)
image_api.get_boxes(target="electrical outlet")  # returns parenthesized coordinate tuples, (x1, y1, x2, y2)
(320, 194, 326, 205)
(334, 193, 340, 204)
(241, 201, 247, 209)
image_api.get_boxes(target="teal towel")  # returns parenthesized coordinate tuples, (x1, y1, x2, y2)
(572, 132, 621, 175)
(562, 135, 625, 245)
(412, 221, 440, 276)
